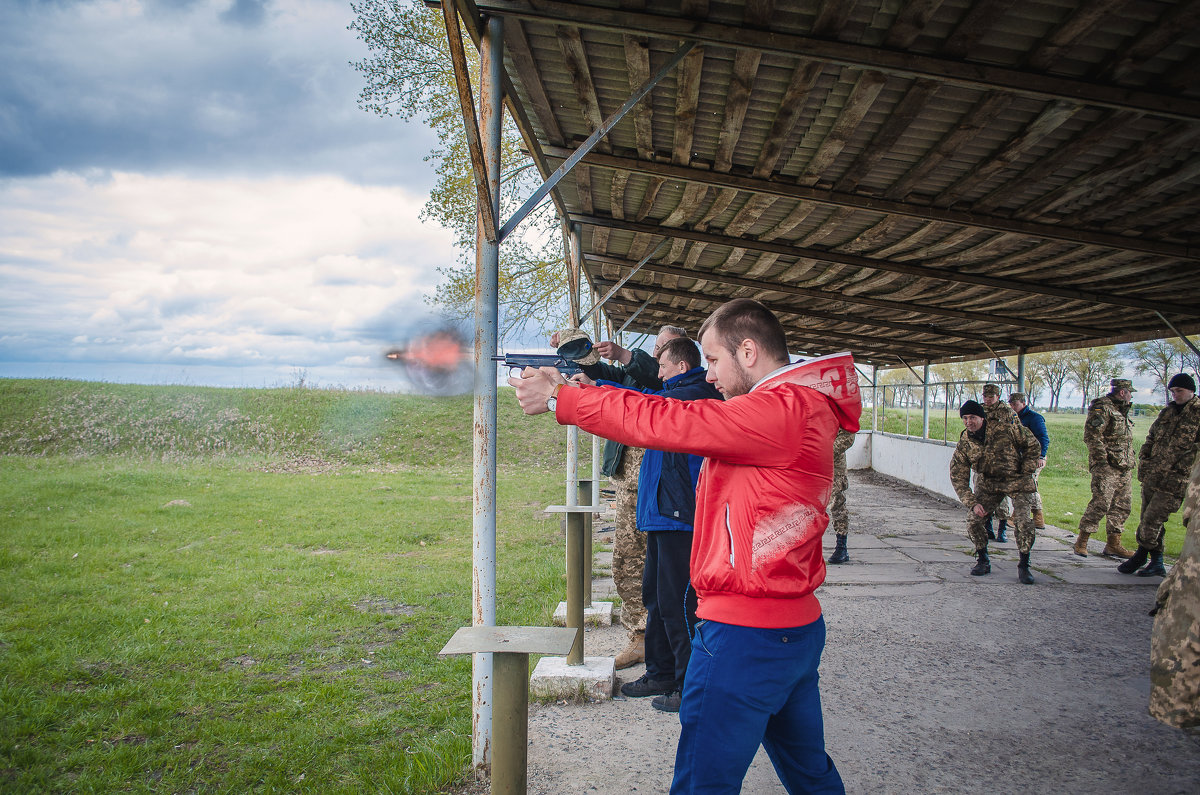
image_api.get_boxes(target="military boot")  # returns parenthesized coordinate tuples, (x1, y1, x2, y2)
(985, 515, 996, 541)
(828, 535, 849, 565)
(1072, 531, 1091, 557)
(996, 519, 1008, 543)
(1018, 552, 1034, 585)
(1102, 533, 1133, 559)
(1117, 546, 1149, 574)
(1136, 551, 1167, 577)
(970, 548, 991, 576)
(614, 631, 645, 670)
(1032, 509, 1046, 529)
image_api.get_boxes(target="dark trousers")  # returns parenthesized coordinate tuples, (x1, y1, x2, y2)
(642, 530, 697, 683)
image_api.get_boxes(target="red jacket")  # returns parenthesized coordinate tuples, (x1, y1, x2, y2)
(556, 353, 861, 629)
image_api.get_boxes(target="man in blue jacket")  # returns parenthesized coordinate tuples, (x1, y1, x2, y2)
(994, 392, 1051, 537)
(587, 336, 721, 712)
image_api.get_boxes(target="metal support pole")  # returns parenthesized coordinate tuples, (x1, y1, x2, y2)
(1017, 350, 1027, 394)
(871, 366, 879, 433)
(491, 652, 529, 795)
(564, 512, 586, 665)
(922, 363, 930, 440)
(577, 479, 593, 607)
(469, 13, 503, 771)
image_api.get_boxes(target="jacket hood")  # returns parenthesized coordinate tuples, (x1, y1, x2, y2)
(760, 351, 862, 433)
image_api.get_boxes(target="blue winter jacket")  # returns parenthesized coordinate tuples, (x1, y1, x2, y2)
(1016, 405, 1050, 458)
(598, 366, 721, 531)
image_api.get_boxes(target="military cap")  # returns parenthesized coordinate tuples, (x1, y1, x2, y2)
(555, 327, 601, 365)
(1110, 378, 1136, 392)
(982, 383, 1000, 397)
(1008, 392, 1026, 403)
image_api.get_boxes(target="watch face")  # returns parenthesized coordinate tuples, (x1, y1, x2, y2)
(546, 396, 557, 412)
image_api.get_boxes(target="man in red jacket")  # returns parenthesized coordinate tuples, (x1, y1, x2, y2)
(512, 299, 859, 794)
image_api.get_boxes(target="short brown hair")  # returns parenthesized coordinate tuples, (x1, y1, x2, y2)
(658, 337, 701, 371)
(698, 299, 789, 364)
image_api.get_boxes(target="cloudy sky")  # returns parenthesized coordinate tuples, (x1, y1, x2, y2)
(1, 0, 460, 390)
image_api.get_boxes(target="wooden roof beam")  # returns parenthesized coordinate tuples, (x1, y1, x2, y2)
(469, 0, 1200, 121)
(572, 212, 1198, 315)
(541, 146, 1200, 260)
(584, 251, 1110, 338)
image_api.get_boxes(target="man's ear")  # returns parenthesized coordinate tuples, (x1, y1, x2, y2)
(739, 338, 758, 368)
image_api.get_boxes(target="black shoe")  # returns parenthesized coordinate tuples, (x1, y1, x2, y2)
(620, 674, 676, 698)
(1136, 551, 1167, 577)
(996, 520, 1008, 543)
(1117, 546, 1149, 574)
(651, 689, 682, 713)
(985, 515, 996, 541)
(1018, 552, 1034, 584)
(971, 549, 991, 576)
(828, 535, 849, 565)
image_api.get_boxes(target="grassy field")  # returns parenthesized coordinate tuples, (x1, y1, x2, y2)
(0, 379, 587, 793)
(862, 405, 1185, 555)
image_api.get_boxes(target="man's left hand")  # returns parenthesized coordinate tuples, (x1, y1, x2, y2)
(509, 366, 567, 415)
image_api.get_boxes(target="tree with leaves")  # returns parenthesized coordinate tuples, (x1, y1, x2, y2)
(931, 359, 986, 408)
(1128, 337, 1200, 403)
(1066, 346, 1122, 411)
(350, 0, 570, 337)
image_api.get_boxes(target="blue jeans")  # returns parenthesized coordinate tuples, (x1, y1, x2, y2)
(670, 617, 843, 794)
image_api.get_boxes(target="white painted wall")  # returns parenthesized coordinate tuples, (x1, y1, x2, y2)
(853, 431, 960, 503)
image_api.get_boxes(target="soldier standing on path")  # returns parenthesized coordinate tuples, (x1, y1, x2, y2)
(1074, 378, 1137, 558)
(553, 324, 688, 669)
(949, 400, 1042, 584)
(827, 428, 855, 564)
(981, 383, 1019, 542)
(1119, 373, 1200, 578)
(1149, 452, 1200, 730)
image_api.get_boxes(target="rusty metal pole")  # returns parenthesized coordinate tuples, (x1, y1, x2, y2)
(577, 478, 593, 607)
(564, 511, 586, 665)
(470, 12, 503, 772)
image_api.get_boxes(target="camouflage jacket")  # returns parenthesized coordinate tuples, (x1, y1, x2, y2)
(1138, 395, 1200, 499)
(949, 420, 1041, 506)
(1150, 454, 1200, 729)
(984, 399, 1020, 428)
(833, 428, 856, 457)
(1083, 392, 1135, 471)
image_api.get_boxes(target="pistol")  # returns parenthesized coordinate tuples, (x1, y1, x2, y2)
(493, 353, 583, 377)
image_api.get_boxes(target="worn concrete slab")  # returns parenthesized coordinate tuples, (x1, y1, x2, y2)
(529, 656, 615, 702)
(553, 600, 613, 627)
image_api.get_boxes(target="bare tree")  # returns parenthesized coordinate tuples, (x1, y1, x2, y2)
(1027, 350, 1074, 411)
(1129, 337, 1200, 402)
(931, 359, 986, 408)
(1067, 346, 1122, 411)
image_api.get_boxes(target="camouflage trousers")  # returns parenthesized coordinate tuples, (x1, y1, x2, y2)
(610, 447, 646, 634)
(995, 470, 1042, 519)
(967, 490, 1036, 554)
(1078, 464, 1132, 536)
(1135, 485, 1183, 553)
(829, 463, 849, 537)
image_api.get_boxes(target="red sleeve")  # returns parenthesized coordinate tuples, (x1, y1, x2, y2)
(555, 382, 816, 468)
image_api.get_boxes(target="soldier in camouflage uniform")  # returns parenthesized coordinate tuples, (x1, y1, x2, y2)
(1149, 450, 1200, 730)
(981, 383, 1020, 542)
(1119, 373, 1200, 578)
(1075, 378, 1137, 558)
(949, 400, 1042, 583)
(827, 428, 855, 564)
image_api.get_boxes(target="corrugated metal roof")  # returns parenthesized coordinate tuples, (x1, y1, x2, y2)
(449, 0, 1200, 366)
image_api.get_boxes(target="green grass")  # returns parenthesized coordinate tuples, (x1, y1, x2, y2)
(0, 379, 589, 793)
(864, 405, 1185, 555)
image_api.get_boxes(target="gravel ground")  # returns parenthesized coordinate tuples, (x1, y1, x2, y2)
(451, 471, 1200, 794)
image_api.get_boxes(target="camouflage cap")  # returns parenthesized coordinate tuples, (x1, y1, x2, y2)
(982, 383, 1000, 397)
(1008, 392, 1026, 403)
(555, 328, 600, 365)
(1111, 378, 1136, 392)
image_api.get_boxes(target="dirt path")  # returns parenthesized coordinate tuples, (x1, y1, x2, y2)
(458, 471, 1200, 794)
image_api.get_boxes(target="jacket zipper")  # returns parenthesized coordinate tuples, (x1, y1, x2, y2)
(725, 504, 735, 568)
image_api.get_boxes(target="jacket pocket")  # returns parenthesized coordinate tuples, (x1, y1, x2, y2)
(725, 503, 735, 569)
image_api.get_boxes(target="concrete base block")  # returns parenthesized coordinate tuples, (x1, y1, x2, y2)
(553, 600, 613, 627)
(529, 656, 615, 701)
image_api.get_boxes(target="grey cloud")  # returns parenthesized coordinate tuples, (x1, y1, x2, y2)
(0, 0, 437, 187)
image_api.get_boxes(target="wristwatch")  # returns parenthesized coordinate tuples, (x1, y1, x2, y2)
(546, 383, 563, 413)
